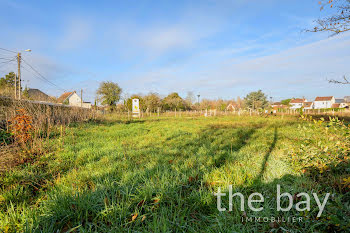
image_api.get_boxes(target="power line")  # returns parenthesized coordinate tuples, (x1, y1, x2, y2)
(0, 58, 16, 64)
(0, 48, 67, 93)
(0, 47, 17, 54)
(0, 58, 16, 69)
(21, 57, 66, 92)
(0, 57, 16, 60)
(21, 64, 47, 83)
(21, 62, 66, 92)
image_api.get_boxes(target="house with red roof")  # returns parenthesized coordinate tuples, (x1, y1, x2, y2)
(303, 102, 314, 110)
(289, 98, 306, 109)
(313, 96, 335, 109)
(57, 91, 91, 109)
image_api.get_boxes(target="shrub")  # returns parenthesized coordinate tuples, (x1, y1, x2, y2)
(9, 109, 33, 146)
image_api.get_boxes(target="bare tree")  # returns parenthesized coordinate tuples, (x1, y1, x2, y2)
(309, 0, 350, 35)
(329, 75, 350, 84)
(309, 0, 350, 84)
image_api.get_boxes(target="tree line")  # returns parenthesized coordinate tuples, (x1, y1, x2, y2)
(96, 81, 271, 112)
(0, 73, 285, 111)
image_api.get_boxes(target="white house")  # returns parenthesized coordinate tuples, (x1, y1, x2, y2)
(303, 102, 314, 110)
(333, 98, 348, 108)
(289, 98, 306, 109)
(313, 96, 335, 109)
(57, 91, 91, 109)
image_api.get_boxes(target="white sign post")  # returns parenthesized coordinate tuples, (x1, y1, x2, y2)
(132, 99, 140, 118)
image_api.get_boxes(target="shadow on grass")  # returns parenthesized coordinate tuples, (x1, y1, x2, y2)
(253, 126, 278, 184)
(27, 122, 265, 231)
(29, 159, 347, 232)
(26, 120, 350, 232)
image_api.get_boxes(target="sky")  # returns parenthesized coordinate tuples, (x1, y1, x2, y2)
(0, 0, 349, 102)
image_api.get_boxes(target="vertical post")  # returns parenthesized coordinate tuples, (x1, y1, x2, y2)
(157, 107, 160, 117)
(17, 53, 21, 100)
(81, 89, 83, 107)
(14, 72, 17, 99)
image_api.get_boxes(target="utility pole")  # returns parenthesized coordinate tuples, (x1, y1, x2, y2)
(197, 94, 200, 104)
(17, 53, 21, 100)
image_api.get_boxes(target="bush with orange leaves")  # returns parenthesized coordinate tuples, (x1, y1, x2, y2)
(9, 109, 33, 146)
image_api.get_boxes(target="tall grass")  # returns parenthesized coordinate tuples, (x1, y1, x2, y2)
(0, 115, 348, 232)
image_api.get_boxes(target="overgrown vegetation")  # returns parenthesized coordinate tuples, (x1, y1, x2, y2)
(0, 114, 348, 232)
(0, 98, 96, 172)
(288, 115, 350, 231)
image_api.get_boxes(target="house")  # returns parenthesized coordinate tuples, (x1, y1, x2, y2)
(313, 96, 335, 109)
(226, 103, 236, 111)
(331, 103, 341, 108)
(341, 103, 349, 108)
(344, 96, 350, 102)
(271, 102, 287, 110)
(289, 98, 306, 109)
(303, 102, 314, 110)
(26, 88, 54, 102)
(271, 102, 281, 107)
(335, 98, 345, 104)
(333, 98, 349, 108)
(57, 91, 91, 109)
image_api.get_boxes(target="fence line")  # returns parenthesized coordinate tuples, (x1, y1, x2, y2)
(106, 108, 350, 120)
(0, 96, 97, 131)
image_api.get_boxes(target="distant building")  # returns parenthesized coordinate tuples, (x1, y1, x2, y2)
(226, 103, 236, 111)
(341, 103, 349, 108)
(290, 98, 306, 109)
(335, 98, 345, 104)
(335, 98, 348, 108)
(27, 88, 54, 102)
(313, 96, 335, 109)
(303, 102, 314, 110)
(271, 102, 281, 107)
(344, 96, 350, 102)
(271, 102, 287, 110)
(331, 103, 341, 108)
(57, 91, 91, 109)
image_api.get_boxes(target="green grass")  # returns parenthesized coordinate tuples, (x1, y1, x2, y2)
(0, 116, 349, 232)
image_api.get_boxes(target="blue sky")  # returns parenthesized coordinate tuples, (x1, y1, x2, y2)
(0, 0, 349, 102)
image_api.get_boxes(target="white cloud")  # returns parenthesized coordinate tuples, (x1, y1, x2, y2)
(112, 22, 220, 59)
(58, 18, 92, 50)
(118, 31, 350, 99)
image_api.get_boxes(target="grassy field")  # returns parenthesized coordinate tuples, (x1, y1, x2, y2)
(0, 115, 349, 232)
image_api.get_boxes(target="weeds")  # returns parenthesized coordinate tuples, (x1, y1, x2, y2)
(288, 115, 350, 231)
